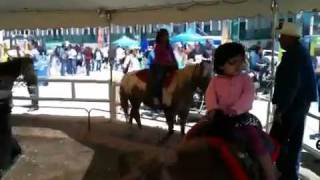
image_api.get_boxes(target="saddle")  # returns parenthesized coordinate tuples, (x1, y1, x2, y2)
(135, 69, 176, 88)
(185, 111, 279, 161)
(185, 111, 261, 141)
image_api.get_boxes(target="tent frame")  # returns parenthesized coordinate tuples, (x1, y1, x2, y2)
(266, 0, 278, 132)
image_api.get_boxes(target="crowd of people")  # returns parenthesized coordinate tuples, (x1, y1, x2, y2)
(0, 39, 216, 78)
(0, 35, 271, 82)
(111, 39, 214, 75)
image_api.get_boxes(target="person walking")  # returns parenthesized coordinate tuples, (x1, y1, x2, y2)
(83, 47, 93, 76)
(94, 48, 104, 71)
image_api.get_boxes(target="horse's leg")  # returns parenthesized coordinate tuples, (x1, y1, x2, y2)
(157, 108, 175, 145)
(128, 108, 134, 125)
(178, 111, 189, 136)
(27, 86, 38, 110)
(132, 103, 142, 129)
(164, 108, 175, 135)
(129, 99, 142, 129)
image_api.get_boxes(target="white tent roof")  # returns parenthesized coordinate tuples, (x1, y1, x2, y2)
(0, 0, 319, 28)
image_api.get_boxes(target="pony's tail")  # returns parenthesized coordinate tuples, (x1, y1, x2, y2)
(120, 85, 130, 121)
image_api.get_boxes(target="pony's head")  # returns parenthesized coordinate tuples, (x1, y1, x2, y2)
(190, 61, 213, 92)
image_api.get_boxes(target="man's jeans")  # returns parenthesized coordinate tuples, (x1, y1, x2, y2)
(60, 59, 67, 76)
(270, 102, 310, 180)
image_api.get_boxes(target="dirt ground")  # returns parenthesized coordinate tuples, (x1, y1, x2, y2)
(3, 133, 94, 180)
(7, 113, 320, 180)
(10, 114, 181, 180)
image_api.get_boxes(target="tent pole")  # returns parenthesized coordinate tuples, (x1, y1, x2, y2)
(266, 0, 278, 132)
(105, 12, 117, 121)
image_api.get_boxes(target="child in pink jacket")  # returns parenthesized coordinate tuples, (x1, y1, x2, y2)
(205, 42, 275, 180)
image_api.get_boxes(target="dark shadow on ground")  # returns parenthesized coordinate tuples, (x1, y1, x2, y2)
(10, 114, 181, 180)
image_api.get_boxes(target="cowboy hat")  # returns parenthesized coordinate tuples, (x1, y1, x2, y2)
(279, 22, 302, 37)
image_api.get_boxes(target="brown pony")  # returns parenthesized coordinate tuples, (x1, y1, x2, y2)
(119, 61, 212, 137)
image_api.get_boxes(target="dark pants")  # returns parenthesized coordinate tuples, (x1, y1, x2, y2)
(90, 60, 95, 71)
(71, 59, 77, 74)
(149, 64, 176, 101)
(253, 65, 268, 85)
(103, 57, 108, 66)
(85, 61, 91, 76)
(27, 85, 39, 110)
(0, 99, 21, 172)
(60, 59, 67, 76)
(96, 60, 102, 71)
(270, 102, 310, 180)
(67, 59, 77, 75)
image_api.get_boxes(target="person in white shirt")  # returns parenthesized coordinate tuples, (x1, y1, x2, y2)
(30, 47, 40, 59)
(101, 46, 109, 68)
(115, 47, 125, 71)
(67, 46, 77, 75)
(173, 42, 186, 69)
(94, 48, 104, 71)
(122, 49, 141, 73)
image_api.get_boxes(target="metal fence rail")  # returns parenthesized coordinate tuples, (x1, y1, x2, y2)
(12, 77, 117, 131)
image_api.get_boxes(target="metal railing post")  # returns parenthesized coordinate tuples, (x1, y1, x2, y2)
(266, 0, 278, 132)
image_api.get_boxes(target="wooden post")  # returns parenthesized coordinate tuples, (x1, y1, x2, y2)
(109, 81, 117, 121)
(71, 82, 76, 99)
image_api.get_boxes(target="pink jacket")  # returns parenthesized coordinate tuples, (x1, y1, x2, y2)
(205, 73, 255, 115)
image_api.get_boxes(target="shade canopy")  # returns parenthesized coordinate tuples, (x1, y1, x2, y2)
(0, 0, 319, 28)
(171, 29, 205, 43)
(112, 36, 139, 48)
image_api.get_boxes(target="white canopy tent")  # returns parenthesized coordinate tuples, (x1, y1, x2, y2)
(0, 0, 319, 28)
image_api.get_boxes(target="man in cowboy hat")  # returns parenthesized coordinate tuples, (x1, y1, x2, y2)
(270, 22, 317, 180)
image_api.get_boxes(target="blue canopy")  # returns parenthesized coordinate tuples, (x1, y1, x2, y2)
(170, 29, 205, 43)
(112, 36, 139, 48)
